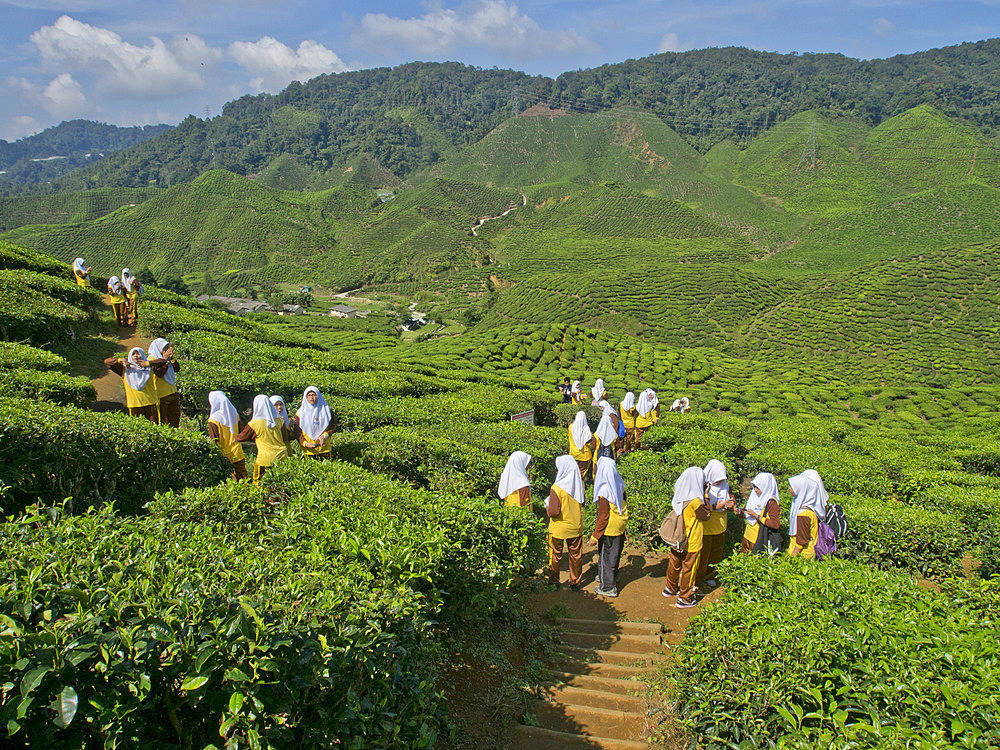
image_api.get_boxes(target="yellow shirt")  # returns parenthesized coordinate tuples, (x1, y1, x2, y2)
(619, 405, 636, 430)
(790, 509, 819, 560)
(704, 508, 728, 535)
(209, 420, 245, 463)
(606, 500, 629, 537)
(505, 489, 529, 508)
(249, 419, 287, 467)
(548, 486, 583, 539)
(152, 368, 178, 399)
(568, 427, 592, 462)
(683, 497, 706, 553)
(123, 374, 158, 408)
(635, 409, 658, 430)
(74, 271, 90, 287)
(301, 436, 331, 457)
(743, 502, 775, 545)
(571, 394, 583, 405)
(108, 291, 125, 304)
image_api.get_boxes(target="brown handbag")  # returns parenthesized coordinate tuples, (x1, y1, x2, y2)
(658, 511, 687, 553)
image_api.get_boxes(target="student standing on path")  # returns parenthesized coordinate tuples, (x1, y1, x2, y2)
(295, 386, 336, 459)
(547, 455, 586, 589)
(121, 268, 143, 327)
(107, 276, 127, 326)
(591, 378, 608, 405)
(633, 388, 660, 449)
(570, 380, 584, 405)
(663, 466, 711, 608)
(593, 407, 618, 465)
(568, 410, 596, 482)
(619, 391, 637, 454)
(788, 470, 829, 559)
(103, 347, 158, 422)
(270, 395, 298, 458)
(207, 390, 247, 480)
(589, 457, 628, 598)
(740, 472, 781, 553)
(699, 459, 734, 588)
(499, 451, 532, 508)
(235, 394, 290, 485)
(72, 257, 90, 287)
(147, 338, 181, 427)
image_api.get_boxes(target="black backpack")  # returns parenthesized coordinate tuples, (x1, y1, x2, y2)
(825, 504, 849, 539)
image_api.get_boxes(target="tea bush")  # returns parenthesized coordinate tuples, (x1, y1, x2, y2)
(673, 555, 1000, 748)
(0, 397, 231, 516)
(0, 342, 69, 372)
(0, 367, 95, 406)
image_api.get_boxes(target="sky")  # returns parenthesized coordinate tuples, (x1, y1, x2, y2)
(2, 0, 999, 141)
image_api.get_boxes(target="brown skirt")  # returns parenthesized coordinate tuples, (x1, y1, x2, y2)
(157, 392, 181, 428)
(128, 404, 158, 423)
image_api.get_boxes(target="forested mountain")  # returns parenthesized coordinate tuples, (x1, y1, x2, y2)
(33, 39, 1000, 192)
(0, 120, 171, 185)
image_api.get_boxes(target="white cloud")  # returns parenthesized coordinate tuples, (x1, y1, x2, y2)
(228, 37, 350, 93)
(3, 115, 42, 142)
(657, 33, 692, 53)
(7, 73, 92, 118)
(358, 0, 597, 59)
(30, 15, 214, 99)
(871, 17, 895, 39)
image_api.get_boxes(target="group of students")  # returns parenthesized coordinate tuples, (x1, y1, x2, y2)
(206, 387, 337, 483)
(500, 418, 832, 607)
(72, 258, 145, 326)
(103, 338, 181, 426)
(567, 381, 662, 480)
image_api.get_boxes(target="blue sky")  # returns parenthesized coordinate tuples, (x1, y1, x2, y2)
(2, 0, 999, 141)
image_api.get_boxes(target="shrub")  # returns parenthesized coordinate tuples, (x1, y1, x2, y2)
(0, 342, 69, 372)
(673, 555, 1000, 748)
(0, 239, 68, 275)
(0, 397, 232, 516)
(0, 368, 95, 406)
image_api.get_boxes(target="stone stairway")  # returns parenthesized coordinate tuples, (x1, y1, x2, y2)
(514, 617, 664, 749)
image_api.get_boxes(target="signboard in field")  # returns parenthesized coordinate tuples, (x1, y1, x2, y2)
(511, 410, 534, 426)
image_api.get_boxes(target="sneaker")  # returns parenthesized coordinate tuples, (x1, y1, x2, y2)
(599, 588, 619, 598)
(661, 586, 678, 598)
(675, 597, 697, 609)
(704, 578, 718, 588)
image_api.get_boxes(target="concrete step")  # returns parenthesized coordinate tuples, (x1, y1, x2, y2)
(538, 684, 646, 713)
(544, 669, 645, 696)
(529, 698, 647, 741)
(556, 617, 662, 636)
(553, 659, 649, 680)
(560, 631, 662, 654)
(513, 724, 647, 750)
(557, 645, 658, 667)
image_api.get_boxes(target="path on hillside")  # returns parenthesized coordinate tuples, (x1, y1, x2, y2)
(471, 192, 527, 236)
(519, 547, 720, 748)
(89, 326, 146, 413)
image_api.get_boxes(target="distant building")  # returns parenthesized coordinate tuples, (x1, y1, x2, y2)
(329, 304, 357, 318)
(196, 294, 272, 316)
(401, 318, 427, 332)
(281, 304, 305, 315)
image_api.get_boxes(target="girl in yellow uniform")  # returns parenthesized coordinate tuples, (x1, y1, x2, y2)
(788, 470, 828, 559)
(590, 378, 608, 405)
(235, 394, 290, 485)
(147, 337, 181, 427)
(740, 472, 781, 554)
(295, 386, 336, 459)
(568, 410, 595, 481)
(699, 459, 734, 588)
(498, 451, 532, 508)
(107, 276, 127, 326)
(207, 390, 247, 480)
(121, 268, 143, 327)
(619, 391, 637, 454)
(546, 455, 586, 589)
(633, 388, 660, 450)
(570, 380, 584, 405)
(270, 395, 298, 457)
(593, 405, 618, 467)
(72, 257, 90, 287)
(663, 466, 711, 608)
(103, 347, 158, 422)
(590, 457, 628, 598)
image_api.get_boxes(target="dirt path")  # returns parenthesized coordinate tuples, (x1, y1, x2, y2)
(471, 192, 527, 236)
(89, 327, 146, 413)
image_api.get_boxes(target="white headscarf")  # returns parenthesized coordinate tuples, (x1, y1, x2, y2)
(598, 399, 616, 419)
(269, 395, 290, 427)
(73, 258, 87, 276)
(704, 459, 730, 510)
(107, 276, 122, 294)
(637, 389, 659, 417)
(296, 386, 332, 440)
(124, 347, 150, 391)
(621, 392, 635, 412)
(553, 454, 585, 505)
(593, 456, 625, 514)
(147, 337, 175, 385)
(672, 466, 705, 516)
(251, 394, 279, 428)
(747, 472, 779, 526)
(671, 399, 681, 411)
(681, 397, 690, 410)
(591, 379, 606, 404)
(571, 380, 581, 397)
(788, 471, 829, 535)
(498, 451, 531, 499)
(207, 390, 239, 430)
(570, 410, 592, 450)
(121, 268, 134, 292)
(595, 412, 617, 446)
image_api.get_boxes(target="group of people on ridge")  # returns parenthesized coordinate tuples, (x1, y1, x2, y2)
(72, 258, 145, 327)
(567, 379, 661, 475)
(103, 337, 181, 426)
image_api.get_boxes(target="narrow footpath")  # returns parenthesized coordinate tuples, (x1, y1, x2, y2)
(89, 326, 145, 413)
(519, 547, 721, 749)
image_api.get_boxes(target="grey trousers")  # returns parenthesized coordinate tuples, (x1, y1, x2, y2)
(597, 533, 625, 593)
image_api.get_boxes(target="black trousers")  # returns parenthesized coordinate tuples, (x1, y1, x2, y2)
(597, 533, 625, 593)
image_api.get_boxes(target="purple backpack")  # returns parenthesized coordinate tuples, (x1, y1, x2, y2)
(814, 521, 838, 561)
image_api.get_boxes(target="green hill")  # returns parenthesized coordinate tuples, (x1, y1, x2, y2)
(0, 186, 161, 231)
